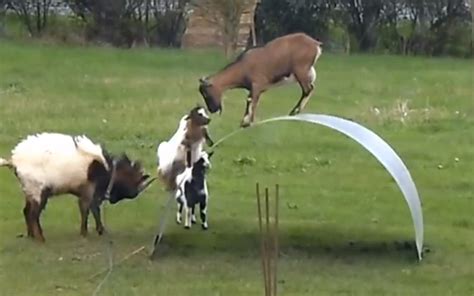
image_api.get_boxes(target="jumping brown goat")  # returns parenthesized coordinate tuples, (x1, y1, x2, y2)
(198, 33, 323, 127)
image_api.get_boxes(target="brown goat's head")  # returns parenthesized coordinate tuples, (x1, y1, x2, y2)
(199, 77, 222, 114)
(89, 153, 155, 204)
(185, 105, 211, 126)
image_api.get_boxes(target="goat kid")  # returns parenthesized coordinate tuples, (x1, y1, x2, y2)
(175, 151, 213, 230)
(198, 33, 323, 127)
(156, 106, 213, 192)
(0, 133, 154, 242)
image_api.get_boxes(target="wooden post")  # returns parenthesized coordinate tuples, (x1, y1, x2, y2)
(256, 183, 279, 296)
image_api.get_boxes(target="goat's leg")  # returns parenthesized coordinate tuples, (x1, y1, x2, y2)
(176, 199, 183, 224)
(241, 89, 262, 128)
(29, 199, 45, 242)
(200, 201, 208, 230)
(289, 67, 316, 115)
(191, 205, 197, 224)
(184, 205, 191, 229)
(23, 201, 33, 237)
(78, 198, 90, 236)
(90, 203, 104, 235)
(186, 148, 192, 168)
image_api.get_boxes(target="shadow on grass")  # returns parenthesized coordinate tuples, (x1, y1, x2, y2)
(135, 224, 422, 264)
(3, 221, 423, 266)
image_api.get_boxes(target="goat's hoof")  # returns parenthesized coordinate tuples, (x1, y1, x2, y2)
(80, 231, 88, 237)
(184, 225, 191, 230)
(202, 224, 208, 230)
(240, 121, 251, 128)
(289, 109, 300, 116)
(96, 228, 105, 236)
(34, 236, 46, 243)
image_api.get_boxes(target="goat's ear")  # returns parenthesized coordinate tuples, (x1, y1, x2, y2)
(184, 114, 190, 120)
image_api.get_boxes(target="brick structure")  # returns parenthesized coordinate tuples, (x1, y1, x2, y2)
(181, 0, 259, 49)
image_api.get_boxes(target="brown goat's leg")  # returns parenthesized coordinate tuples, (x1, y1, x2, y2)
(78, 198, 90, 236)
(290, 70, 315, 115)
(290, 87, 314, 116)
(241, 91, 261, 128)
(241, 97, 252, 125)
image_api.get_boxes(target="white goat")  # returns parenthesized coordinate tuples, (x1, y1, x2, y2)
(0, 132, 153, 242)
(156, 106, 213, 191)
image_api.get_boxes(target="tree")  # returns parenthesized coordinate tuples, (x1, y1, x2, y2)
(336, 0, 384, 51)
(192, 0, 250, 57)
(7, 0, 52, 36)
(0, 0, 7, 36)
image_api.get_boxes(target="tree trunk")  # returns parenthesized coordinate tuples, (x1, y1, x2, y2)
(36, 1, 41, 35)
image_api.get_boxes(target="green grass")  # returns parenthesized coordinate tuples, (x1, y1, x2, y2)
(0, 41, 473, 296)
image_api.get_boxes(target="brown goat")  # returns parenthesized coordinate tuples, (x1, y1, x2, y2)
(198, 33, 323, 127)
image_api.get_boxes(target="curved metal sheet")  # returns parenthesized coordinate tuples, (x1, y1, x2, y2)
(213, 113, 424, 260)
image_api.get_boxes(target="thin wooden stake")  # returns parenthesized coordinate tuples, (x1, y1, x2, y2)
(265, 187, 271, 296)
(257, 183, 280, 296)
(273, 184, 279, 296)
(256, 183, 268, 296)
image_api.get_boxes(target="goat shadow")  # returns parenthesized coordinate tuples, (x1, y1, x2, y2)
(128, 223, 424, 264)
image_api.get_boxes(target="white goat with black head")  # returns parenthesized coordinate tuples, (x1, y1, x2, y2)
(156, 106, 213, 192)
(175, 151, 213, 230)
(0, 133, 154, 242)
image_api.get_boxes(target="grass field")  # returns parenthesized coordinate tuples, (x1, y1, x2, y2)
(0, 41, 473, 296)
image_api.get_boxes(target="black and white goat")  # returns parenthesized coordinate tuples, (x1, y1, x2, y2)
(0, 133, 154, 242)
(175, 151, 213, 230)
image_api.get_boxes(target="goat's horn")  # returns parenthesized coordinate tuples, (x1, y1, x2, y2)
(137, 177, 157, 195)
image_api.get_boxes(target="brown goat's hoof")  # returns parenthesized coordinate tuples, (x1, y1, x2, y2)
(96, 228, 105, 236)
(289, 109, 300, 116)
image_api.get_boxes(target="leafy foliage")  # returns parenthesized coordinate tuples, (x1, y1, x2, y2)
(2, 0, 472, 56)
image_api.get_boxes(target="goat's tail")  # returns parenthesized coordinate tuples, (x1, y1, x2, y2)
(0, 157, 12, 168)
(74, 135, 110, 171)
